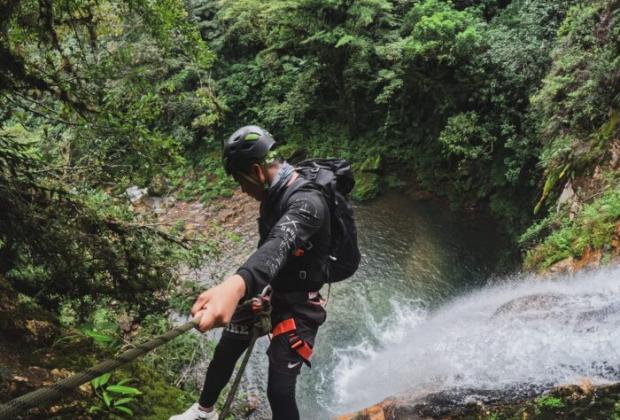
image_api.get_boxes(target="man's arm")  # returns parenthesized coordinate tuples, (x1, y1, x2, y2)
(191, 189, 327, 332)
(236, 189, 326, 298)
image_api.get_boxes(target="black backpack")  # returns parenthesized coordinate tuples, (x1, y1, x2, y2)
(281, 158, 361, 282)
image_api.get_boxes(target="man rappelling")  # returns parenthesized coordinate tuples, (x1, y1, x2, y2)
(170, 125, 360, 420)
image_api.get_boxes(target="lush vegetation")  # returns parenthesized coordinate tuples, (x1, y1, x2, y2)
(1, 0, 619, 418)
(195, 0, 619, 256)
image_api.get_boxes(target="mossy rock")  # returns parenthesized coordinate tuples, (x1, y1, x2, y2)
(148, 174, 171, 197)
(357, 155, 382, 172)
(120, 362, 197, 420)
(352, 155, 384, 201)
(353, 171, 380, 201)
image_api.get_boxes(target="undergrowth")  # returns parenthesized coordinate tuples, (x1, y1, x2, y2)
(523, 186, 620, 269)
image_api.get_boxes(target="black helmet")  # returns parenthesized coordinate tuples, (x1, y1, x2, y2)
(223, 125, 276, 175)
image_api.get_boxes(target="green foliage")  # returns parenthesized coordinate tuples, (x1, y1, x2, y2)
(79, 307, 122, 349)
(439, 112, 494, 160)
(90, 374, 142, 417)
(535, 395, 565, 409)
(173, 154, 237, 202)
(525, 186, 620, 270)
(613, 400, 620, 420)
(199, 0, 613, 244)
(168, 281, 204, 314)
(139, 314, 207, 381)
(2, 0, 222, 185)
(0, 0, 222, 319)
(531, 0, 620, 196)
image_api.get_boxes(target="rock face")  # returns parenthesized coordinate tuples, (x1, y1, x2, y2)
(337, 383, 620, 420)
(336, 388, 520, 420)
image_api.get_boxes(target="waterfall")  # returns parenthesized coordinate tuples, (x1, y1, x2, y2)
(328, 266, 620, 414)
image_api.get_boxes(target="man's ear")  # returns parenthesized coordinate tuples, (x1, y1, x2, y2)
(251, 163, 267, 185)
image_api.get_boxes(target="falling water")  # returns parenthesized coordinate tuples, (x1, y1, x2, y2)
(327, 268, 620, 414)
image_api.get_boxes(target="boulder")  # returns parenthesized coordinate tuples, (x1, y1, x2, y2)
(148, 174, 171, 197)
(126, 185, 148, 204)
(556, 181, 582, 220)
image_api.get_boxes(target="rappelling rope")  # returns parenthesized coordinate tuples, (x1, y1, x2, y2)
(0, 295, 272, 420)
(219, 330, 258, 419)
(220, 291, 272, 419)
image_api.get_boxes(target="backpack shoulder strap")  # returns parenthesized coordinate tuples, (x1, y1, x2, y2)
(278, 177, 312, 215)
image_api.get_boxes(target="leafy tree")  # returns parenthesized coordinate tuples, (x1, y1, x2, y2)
(0, 0, 221, 317)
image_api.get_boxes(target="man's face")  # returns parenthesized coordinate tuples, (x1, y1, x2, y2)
(234, 165, 267, 201)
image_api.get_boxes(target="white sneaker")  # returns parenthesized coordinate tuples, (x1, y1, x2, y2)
(169, 403, 218, 420)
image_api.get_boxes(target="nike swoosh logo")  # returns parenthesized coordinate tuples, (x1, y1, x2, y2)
(287, 361, 302, 369)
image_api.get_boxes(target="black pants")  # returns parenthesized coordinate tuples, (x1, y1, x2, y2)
(198, 292, 326, 420)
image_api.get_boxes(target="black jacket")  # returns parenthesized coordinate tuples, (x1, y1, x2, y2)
(236, 177, 331, 299)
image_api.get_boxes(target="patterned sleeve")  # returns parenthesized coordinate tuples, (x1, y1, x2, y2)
(236, 189, 326, 298)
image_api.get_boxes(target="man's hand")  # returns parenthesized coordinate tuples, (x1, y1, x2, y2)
(191, 274, 246, 332)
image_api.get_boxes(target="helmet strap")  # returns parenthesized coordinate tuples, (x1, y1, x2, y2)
(238, 164, 270, 190)
(237, 170, 263, 187)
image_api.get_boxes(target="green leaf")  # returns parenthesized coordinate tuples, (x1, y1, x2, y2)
(88, 406, 102, 413)
(114, 397, 135, 406)
(115, 378, 135, 387)
(115, 405, 134, 416)
(103, 391, 112, 408)
(335, 35, 355, 48)
(106, 385, 142, 395)
(83, 329, 115, 343)
(97, 373, 112, 388)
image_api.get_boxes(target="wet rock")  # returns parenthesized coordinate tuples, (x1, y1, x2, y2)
(556, 180, 582, 220)
(336, 399, 395, 420)
(339, 383, 620, 420)
(337, 388, 534, 420)
(493, 293, 564, 317)
(573, 247, 602, 271)
(126, 185, 148, 204)
(144, 196, 164, 214)
(576, 301, 620, 323)
(546, 257, 575, 275)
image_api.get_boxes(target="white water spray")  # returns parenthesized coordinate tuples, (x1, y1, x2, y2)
(329, 267, 620, 413)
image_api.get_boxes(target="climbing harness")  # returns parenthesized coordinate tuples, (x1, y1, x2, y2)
(272, 318, 314, 366)
(0, 290, 273, 420)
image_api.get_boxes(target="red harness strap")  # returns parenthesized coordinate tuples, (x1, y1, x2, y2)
(290, 338, 313, 361)
(272, 318, 314, 363)
(272, 318, 297, 337)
